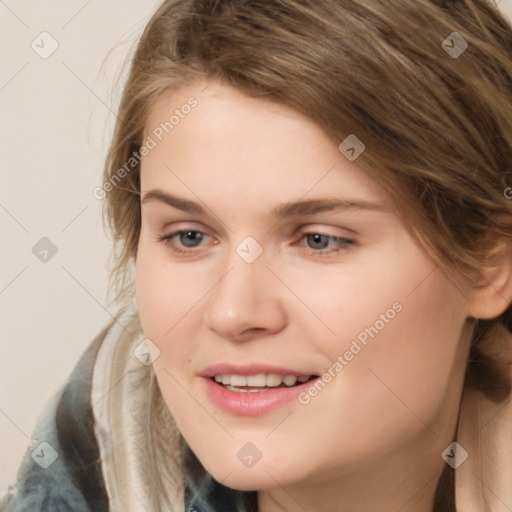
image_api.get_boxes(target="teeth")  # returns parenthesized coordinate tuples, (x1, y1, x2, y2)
(230, 375, 247, 386)
(266, 373, 282, 387)
(247, 374, 266, 386)
(282, 375, 297, 386)
(213, 373, 312, 388)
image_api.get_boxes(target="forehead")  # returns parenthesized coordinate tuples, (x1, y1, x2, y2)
(141, 80, 387, 209)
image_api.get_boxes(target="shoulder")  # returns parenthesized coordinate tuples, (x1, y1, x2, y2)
(0, 319, 122, 512)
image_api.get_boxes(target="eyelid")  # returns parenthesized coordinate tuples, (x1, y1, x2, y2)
(296, 223, 359, 238)
(143, 207, 229, 241)
(160, 227, 212, 243)
(158, 219, 217, 240)
(292, 226, 358, 254)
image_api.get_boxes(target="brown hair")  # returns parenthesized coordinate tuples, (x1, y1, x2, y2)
(101, 0, 512, 509)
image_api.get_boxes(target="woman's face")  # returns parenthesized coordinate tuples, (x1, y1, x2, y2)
(136, 80, 472, 496)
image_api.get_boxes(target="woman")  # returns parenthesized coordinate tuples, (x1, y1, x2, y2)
(2, 0, 512, 510)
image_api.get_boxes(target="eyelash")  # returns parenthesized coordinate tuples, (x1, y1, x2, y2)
(157, 229, 356, 257)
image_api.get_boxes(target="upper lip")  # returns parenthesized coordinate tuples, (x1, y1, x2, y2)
(200, 363, 318, 378)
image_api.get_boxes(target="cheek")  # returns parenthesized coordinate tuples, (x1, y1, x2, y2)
(135, 248, 201, 421)
(321, 266, 469, 450)
(135, 241, 218, 402)
(135, 242, 203, 341)
(297, 249, 469, 444)
(366, 270, 469, 406)
(135, 253, 172, 339)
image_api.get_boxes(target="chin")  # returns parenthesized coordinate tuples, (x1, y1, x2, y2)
(211, 469, 285, 492)
(197, 451, 306, 492)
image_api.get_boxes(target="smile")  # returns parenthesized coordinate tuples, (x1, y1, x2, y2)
(213, 373, 315, 390)
(202, 367, 320, 415)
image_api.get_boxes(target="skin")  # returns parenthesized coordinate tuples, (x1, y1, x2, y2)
(135, 80, 493, 512)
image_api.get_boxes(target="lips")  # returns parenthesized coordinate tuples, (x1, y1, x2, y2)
(200, 363, 320, 415)
(201, 363, 317, 379)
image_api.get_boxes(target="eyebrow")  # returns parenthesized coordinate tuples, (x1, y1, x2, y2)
(141, 189, 388, 219)
(272, 197, 388, 218)
(141, 189, 205, 214)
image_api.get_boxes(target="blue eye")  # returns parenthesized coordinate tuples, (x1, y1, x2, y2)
(178, 231, 205, 247)
(306, 233, 331, 250)
(158, 230, 209, 254)
(303, 233, 354, 252)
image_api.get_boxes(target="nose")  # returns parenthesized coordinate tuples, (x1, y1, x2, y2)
(204, 253, 287, 342)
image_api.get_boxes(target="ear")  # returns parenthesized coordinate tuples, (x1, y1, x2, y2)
(468, 238, 512, 320)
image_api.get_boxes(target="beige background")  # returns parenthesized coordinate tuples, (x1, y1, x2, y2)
(1, 0, 511, 497)
(0, 0, 161, 494)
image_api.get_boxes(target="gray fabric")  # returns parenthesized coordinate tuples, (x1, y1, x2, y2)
(0, 319, 254, 512)
(0, 325, 110, 512)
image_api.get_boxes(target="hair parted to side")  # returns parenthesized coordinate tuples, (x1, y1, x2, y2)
(102, 1, 512, 510)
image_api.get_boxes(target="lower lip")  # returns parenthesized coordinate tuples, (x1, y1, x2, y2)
(203, 377, 317, 416)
